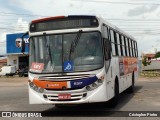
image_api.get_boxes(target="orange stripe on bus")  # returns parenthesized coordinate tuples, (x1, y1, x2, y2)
(33, 79, 68, 89)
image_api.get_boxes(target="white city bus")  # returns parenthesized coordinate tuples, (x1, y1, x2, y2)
(21, 15, 138, 107)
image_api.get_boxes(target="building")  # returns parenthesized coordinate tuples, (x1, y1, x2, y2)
(6, 33, 29, 70)
(0, 58, 7, 68)
(143, 53, 155, 61)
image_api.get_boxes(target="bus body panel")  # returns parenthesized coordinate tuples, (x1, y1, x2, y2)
(29, 68, 110, 104)
(29, 82, 108, 104)
(27, 15, 138, 105)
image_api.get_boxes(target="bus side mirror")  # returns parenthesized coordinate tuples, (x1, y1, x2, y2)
(21, 32, 29, 53)
(104, 39, 111, 60)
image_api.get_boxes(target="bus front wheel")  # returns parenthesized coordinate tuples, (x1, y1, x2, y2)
(108, 80, 119, 108)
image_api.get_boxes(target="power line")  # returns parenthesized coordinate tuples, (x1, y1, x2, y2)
(117, 24, 160, 26)
(131, 33, 160, 36)
(1, 11, 160, 23)
(73, 0, 160, 5)
(120, 28, 160, 30)
(110, 21, 160, 23)
(107, 19, 160, 21)
(0, 11, 47, 17)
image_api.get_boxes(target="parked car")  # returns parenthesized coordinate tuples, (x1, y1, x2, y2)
(0, 66, 16, 76)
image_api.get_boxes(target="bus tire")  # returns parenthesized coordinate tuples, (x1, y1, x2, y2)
(109, 79, 119, 108)
(127, 73, 135, 93)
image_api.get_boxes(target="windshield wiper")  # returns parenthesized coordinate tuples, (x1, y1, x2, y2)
(45, 36, 54, 71)
(69, 30, 82, 60)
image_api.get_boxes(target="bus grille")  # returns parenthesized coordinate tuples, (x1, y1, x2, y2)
(39, 74, 94, 81)
(44, 93, 87, 101)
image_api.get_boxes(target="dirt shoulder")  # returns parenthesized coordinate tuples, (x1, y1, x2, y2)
(138, 76, 160, 82)
(0, 76, 28, 86)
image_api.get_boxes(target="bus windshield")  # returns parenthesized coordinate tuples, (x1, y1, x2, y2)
(29, 32, 103, 73)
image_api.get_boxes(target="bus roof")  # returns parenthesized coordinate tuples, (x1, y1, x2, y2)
(31, 15, 136, 41)
(98, 16, 136, 41)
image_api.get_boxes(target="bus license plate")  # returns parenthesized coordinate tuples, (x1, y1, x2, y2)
(58, 94, 71, 100)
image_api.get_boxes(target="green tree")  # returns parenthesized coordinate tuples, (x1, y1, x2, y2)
(155, 52, 160, 58)
(142, 56, 147, 66)
(142, 56, 151, 66)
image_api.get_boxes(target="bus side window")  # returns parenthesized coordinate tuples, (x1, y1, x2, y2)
(103, 26, 111, 60)
(102, 25, 109, 39)
(127, 38, 131, 56)
(104, 39, 111, 60)
(124, 37, 128, 56)
(134, 41, 137, 57)
(121, 35, 126, 56)
(131, 40, 134, 57)
(114, 31, 119, 56)
(133, 42, 137, 57)
(110, 29, 116, 56)
(129, 39, 132, 57)
(119, 34, 123, 56)
(116, 33, 121, 56)
(135, 42, 138, 57)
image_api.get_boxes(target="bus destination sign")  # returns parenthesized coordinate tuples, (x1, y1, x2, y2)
(30, 17, 99, 32)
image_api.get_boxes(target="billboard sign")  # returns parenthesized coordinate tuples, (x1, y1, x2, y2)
(7, 33, 29, 54)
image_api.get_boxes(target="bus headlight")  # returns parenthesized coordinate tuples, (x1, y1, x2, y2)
(33, 86, 38, 91)
(39, 88, 44, 93)
(86, 78, 104, 91)
(28, 81, 44, 93)
(29, 82, 34, 87)
(92, 83, 97, 88)
(86, 86, 91, 91)
(97, 79, 103, 83)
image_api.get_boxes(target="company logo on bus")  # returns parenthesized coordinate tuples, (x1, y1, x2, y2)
(46, 84, 60, 88)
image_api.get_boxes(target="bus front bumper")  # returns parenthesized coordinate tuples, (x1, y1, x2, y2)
(29, 83, 108, 104)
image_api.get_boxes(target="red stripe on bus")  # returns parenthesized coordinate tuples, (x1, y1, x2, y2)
(32, 16, 65, 23)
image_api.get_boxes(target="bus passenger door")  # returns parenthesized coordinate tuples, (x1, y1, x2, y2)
(102, 25, 113, 100)
(104, 38, 113, 100)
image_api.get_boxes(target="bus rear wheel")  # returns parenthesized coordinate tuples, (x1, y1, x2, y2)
(127, 73, 134, 93)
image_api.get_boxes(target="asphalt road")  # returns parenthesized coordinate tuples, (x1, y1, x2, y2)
(0, 76, 160, 119)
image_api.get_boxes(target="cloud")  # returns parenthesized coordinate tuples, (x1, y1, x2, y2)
(1, 1, 160, 56)
(0, 33, 7, 55)
(14, 18, 28, 33)
(136, 35, 160, 55)
(0, 18, 28, 55)
(0, 33, 7, 42)
(128, 5, 159, 16)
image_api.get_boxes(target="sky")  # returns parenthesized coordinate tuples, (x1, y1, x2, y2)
(0, 0, 160, 56)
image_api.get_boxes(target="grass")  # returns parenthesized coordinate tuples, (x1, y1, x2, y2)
(140, 71, 160, 77)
